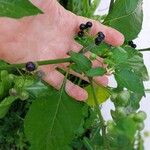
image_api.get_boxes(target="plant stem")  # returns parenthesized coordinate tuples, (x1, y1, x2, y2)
(90, 79, 108, 149)
(83, 137, 93, 150)
(138, 48, 150, 52)
(108, 0, 114, 13)
(0, 57, 72, 70)
(145, 89, 150, 93)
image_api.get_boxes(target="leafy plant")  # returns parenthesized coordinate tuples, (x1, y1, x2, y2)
(0, 0, 149, 150)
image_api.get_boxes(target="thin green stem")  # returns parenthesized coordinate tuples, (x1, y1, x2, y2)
(145, 89, 150, 93)
(108, 0, 114, 14)
(138, 48, 150, 52)
(108, 0, 114, 13)
(90, 79, 108, 149)
(0, 57, 72, 70)
(83, 137, 93, 150)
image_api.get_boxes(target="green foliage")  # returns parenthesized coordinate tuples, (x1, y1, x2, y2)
(85, 84, 110, 106)
(0, 96, 18, 119)
(24, 82, 87, 150)
(85, 67, 106, 77)
(107, 117, 137, 150)
(0, 0, 149, 150)
(104, 0, 143, 40)
(70, 51, 92, 72)
(0, 0, 42, 18)
(115, 69, 145, 94)
(59, 0, 100, 17)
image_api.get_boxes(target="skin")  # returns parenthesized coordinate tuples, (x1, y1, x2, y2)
(0, 0, 124, 101)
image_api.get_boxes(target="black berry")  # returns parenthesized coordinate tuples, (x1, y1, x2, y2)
(131, 43, 137, 49)
(78, 30, 84, 37)
(128, 41, 133, 46)
(26, 62, 36, 72)
(95, 37, 103, 45)
(86, 21, 93, 28)
(79, 23, 86, 30)
(98, 32, 105, 40)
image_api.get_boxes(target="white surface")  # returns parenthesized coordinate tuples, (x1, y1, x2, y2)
(97, 0, 150, 149)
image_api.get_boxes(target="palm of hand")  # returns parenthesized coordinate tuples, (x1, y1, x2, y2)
(0, 1, 124, 100)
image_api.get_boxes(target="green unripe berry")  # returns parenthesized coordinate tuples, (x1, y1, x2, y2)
(134, 111, 147, 122)
(107, 120, 115, 132)
(9, 88, 18, 96)
(115, 107, 126, 117)
(19, 91, 29, 101)
(110, 92, 118, 102)
(8, 74, 15, 81)
(137, 122, 145, 131)
(116, 91, 130, 106)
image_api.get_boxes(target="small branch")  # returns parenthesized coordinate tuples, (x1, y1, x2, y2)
(0, 57, 72, 70)
(145, 89, 150, 93)
(90, 79, 108, 148)
(138, 48, 150, 52)
(108, 0, 114, 14)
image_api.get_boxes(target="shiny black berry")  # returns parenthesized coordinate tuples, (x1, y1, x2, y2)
(26, 62, 36, 72)
(86, 21, 93, 28)
(79, 23, 86, 30)
(78, 30, 84, 37)
(128, 41, 133, 46)
(98, 32, 105, 40)
(131, 43, 137, 49)
(95, 37, 103, 45)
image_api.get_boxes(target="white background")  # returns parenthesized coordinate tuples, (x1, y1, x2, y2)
(97, 0, 150, 149)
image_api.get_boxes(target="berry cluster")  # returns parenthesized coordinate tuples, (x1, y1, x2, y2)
(78, 21, 105, 46)
(95, 32, 105, 45)
(78, 21, 93, 37)
(128, 41, 137, 48)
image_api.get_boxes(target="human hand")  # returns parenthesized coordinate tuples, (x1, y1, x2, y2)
(0, 0, 124, 101)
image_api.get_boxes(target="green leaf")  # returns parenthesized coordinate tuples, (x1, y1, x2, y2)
(115, 69, 145, 95)
(85, 84, 110, 106)
(85, 67, 106, 77)
(108, 117, 137, 149)
(104, 0, 143, 40)
(0, 0, 42, 18)
(116, 117, 137, 140)
(24, 83, 86, 150)
(70, 51, 92, 72)
(110, 47, 128, 64)
(64, 0, 100, 17)
(127, 92, 143, 111)
(123, 46, 149, 81)
(0, 96, 18, 118)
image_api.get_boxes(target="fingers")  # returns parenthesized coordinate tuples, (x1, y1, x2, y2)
(41, 66, 88, 101)
(77, 16, 124, 47)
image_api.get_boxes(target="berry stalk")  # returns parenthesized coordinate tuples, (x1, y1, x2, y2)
(0, 57, 72, 70)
